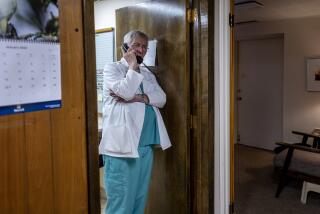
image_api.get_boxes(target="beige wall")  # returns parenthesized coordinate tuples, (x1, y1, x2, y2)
(236, 16, 320, 143)
(94, 0, 151, 30)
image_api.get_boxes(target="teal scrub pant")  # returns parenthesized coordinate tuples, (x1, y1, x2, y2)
(103, 146, 154, 214)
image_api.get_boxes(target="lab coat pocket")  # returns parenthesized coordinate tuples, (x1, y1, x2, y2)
(104, 125, 132, 154)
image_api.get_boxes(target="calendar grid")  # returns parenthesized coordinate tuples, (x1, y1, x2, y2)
(0, 40, 61, 115)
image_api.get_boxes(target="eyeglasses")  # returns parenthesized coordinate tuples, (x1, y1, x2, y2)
(131, 43, 148, 51)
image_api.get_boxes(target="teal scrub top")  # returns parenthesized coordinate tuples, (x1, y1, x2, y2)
(138, 84, 160, 147)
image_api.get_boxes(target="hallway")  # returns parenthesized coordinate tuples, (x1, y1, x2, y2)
(235, 144, 320, 213)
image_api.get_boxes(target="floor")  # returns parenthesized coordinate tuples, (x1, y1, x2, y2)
(235, 144, 320, 214)
(100, 144, 320, 213)
(100, 167, 106, 214)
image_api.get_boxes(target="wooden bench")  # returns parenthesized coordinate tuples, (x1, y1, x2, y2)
(273, 130, 320, 197)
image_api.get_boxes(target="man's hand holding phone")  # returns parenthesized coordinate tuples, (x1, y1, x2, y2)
(123, 48, 139, 71)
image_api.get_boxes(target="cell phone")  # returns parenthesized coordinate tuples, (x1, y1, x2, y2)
(121, 43, 143, 64)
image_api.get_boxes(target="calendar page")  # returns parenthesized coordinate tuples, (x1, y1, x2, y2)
(0, 40, 61, 115)
(0, 1, 61, 116)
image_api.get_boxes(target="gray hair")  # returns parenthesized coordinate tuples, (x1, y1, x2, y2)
(123, 30, 149, 45)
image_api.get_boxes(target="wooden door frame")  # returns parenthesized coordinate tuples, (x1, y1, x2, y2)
(81, 0, 233, 213)
(190, 0, 215, 213)
(82, 0, 101, 213)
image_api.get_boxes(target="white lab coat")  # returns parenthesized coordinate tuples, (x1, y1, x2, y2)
(99, 58, 172, 158)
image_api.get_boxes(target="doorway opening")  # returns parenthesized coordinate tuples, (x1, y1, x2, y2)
(91, 0, 194, 213)
(233, 0, 320, 213)
(94, 1, 156, 212)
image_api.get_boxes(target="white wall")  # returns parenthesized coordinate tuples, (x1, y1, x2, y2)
(94, 0, 150, 30)
(236, 16, 320, 143)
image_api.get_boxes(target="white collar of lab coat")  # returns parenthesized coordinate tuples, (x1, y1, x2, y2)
(120, 57, 145, 72)
(120, 57, 129, 67)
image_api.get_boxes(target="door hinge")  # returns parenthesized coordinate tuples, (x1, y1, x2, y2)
(229, 202, 235, 214)
(190, 114, 197, 129)
(187, 8, 198, 23)
(229, 13, 234, 27)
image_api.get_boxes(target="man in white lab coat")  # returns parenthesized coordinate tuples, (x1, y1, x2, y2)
(99, 30, 171, 214)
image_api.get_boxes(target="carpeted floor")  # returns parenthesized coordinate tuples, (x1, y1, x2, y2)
(235, 144, 320, 214)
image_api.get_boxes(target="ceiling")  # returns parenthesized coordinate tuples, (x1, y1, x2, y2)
(235, 0, 320, 23)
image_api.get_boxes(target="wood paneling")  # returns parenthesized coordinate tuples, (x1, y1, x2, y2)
(83, 0, 101, 213)
(51, 0, 88, 212)
(25, 112, 54, 213)
(0, 115, 27, 213)
(116, 1, 190, 213)
(191, 0, 214, 213)
(0, 0, 92, 213)
(208, 1, 215, 211)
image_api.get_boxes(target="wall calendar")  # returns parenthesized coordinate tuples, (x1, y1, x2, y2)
(0, 0, 60, 116)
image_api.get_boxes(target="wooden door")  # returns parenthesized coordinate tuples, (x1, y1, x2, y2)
(190, 0, 214, 213)
(0, 0, 99, 213)
(116, 1, 190, 213)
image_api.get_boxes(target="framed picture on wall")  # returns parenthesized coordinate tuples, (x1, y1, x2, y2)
(307, 58, 320, 91)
